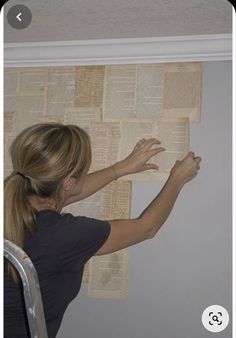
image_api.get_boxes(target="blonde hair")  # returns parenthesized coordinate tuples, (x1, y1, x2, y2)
(4, 123, 91, 282)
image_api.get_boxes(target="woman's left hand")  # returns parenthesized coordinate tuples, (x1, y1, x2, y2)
(114, 138, 166, 177)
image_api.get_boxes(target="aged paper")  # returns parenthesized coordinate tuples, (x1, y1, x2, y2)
(16, 68, 48, 96)
(119, 118, 189, 181)
(103, 64, 164, 120)
(4, 112, 15, 134)
(14, 95, 45, 133)
(75, 66, 105, 108)
(119, 118, 156, 162)
(101, 181, 131, 220)
(163, 63, 201, 122)
(4, 134, 15, 172)
(103, 63, 201, 122)
(37, 115, 64, 124)
(87, 249, 129, 299)
(4, 68, 48, 133)
(155, 117, 190, 172)
(64, 107, 101, 134)
(89, 122, 121, 172)
(46, 67, 76, 115)
(103, 65, 136, 120)
(4, 69, 18, 112)
(135, 64, 164, 117)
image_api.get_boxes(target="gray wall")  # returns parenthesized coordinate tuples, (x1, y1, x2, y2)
(57, 61, 232, 338)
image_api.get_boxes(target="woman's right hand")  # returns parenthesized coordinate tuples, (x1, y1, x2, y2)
(169, 151, 202, 186)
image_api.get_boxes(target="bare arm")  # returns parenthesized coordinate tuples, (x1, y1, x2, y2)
(63, 138, 165, 206)
(63, 166, 118, 206)
(95, 152, 201, 256)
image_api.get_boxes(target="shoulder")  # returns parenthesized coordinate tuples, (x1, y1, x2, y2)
(35, 209, 110, 246)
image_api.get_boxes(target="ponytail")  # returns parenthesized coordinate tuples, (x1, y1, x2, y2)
(4, 173, 37, 283)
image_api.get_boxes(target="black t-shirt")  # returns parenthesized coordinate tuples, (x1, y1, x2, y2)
(4, 209, 111, 338)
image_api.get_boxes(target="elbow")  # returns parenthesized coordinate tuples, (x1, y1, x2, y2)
(147, 229, 156, 239)
(146, 222, 163, 239)
(143, 223, 158, 240)
(137, 216, 162, 240)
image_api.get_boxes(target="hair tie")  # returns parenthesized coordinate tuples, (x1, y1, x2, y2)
(15, 171, 27, 180)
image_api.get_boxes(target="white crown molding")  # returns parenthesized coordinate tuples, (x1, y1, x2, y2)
(4, 34, 232, 67)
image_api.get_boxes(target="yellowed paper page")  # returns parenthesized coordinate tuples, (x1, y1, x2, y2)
(65, 107, 101, 133)
(14, 95, 45, 133)
(155, 117, 190, 172)
(119, 118, 189, 181)
(87, 249, 129, 299)
(101, 181, 132, 220)
(4, 134, 15, 172)
(75, 66, 105, 108)
(4, 69, 18, 112)
(119, 118, 156, 166)
(47, 67, 75, 115)
(103, 65, 136, 120)
(4, 112, 15, 133)
(89, 122, 121, 172)
(163, 62, 201, 122)
(16, 68, 48, 96)
(135, 64, 164, 118)
(37, 115, 64, 123)
(104, 64, 164, 120)
(119, 118, 161, 180)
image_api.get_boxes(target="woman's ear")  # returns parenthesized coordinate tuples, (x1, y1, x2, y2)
(62, 176, 74, 191)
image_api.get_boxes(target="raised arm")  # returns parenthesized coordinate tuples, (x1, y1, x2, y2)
(95, 152, 201, 256)
(63, 138, 165, 206)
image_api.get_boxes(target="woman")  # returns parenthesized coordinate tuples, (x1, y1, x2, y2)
(4, 123, 201, 338)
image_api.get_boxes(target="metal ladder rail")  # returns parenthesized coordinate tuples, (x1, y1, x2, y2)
(4, 239, 48, 338)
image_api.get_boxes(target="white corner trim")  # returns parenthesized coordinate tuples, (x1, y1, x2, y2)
(4, 34, 232, 67)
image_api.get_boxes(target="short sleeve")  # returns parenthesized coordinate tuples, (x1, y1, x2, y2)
(55, 213, 111, 271)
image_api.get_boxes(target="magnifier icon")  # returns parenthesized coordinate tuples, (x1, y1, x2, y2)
(202, 305, 229, 332)
(212, 315, 219, 323)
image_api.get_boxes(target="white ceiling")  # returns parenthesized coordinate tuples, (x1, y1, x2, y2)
(4, 0, 232, 43)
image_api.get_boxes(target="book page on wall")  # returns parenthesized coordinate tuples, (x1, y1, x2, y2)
(75, 66, 105, 108)
(87, 249, 129, 299)
(65, 107, 101, 134)
(119, 118, 189, 181)
(162, 63, 201, 122)
(103, 63, 201, 122)
(89, 121, 121, 172)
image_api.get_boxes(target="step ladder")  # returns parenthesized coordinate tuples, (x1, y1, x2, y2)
(4, 239, 48, 338)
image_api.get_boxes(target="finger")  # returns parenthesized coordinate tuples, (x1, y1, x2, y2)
(192, 172, 198, 178)
(142, 139, 162, 151)
(187, 151, 195, 158)
(194, 156, 202, 164)
(146, 147, 166, 158)
(144, 163, 159, 171)
(133, 138, 146, 151)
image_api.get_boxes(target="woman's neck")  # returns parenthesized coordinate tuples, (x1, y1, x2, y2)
(28, 195, 61, 212)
